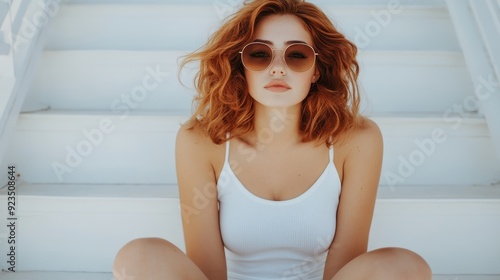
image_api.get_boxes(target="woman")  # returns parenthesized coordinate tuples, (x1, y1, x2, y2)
(113, 0, 432, 279)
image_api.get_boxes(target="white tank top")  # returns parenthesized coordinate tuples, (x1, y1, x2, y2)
(217, 139, 342, 280)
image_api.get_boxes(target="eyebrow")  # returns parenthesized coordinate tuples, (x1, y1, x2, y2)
(253, 39, 308, 45)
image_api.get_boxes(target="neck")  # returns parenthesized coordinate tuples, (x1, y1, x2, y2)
(249, 103, 302, 149)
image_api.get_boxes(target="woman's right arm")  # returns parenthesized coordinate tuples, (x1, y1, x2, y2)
(175, 125, 227, 280)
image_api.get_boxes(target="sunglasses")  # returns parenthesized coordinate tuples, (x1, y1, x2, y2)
(239, 42, 318, 72)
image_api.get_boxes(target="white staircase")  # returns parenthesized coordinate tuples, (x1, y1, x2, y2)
(1, 0, 500, 279)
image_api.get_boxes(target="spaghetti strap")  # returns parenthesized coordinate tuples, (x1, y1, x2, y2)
(328, 136, 334, 162)
(329, 146, 334, 162)
(225, 133, 230, 164)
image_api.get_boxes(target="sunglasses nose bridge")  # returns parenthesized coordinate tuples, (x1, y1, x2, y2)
(269, 48, 287, 70)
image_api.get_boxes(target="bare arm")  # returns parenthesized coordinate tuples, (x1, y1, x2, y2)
(176, 125, 227, 280)
(323, 119, 383, 280)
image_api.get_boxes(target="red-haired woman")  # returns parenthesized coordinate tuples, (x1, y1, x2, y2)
(113, 0, 432, 279)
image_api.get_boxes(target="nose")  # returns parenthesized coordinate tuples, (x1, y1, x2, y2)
(269, 51, 286, 76)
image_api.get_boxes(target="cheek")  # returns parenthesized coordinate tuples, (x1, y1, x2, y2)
(298, 83, 312, 99)
(244, 71, 260, 91)
(296, 73, 315, 94)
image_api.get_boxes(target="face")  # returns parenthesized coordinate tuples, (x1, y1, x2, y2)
(243, 14, 319, 110)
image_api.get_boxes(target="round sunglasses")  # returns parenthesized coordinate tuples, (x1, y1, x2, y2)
(239, 42, 318, 72)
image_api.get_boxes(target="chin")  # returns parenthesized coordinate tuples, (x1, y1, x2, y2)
(251, 93, 305, 107)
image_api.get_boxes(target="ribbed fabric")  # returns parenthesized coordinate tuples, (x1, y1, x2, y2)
(217, 140, 341, 280)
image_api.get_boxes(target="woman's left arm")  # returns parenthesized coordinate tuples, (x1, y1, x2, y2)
(322, 118, 383, 280)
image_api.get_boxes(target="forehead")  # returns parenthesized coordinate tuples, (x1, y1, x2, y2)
(253, 14, 313, 47)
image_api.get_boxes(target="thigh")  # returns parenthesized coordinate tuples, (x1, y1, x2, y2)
(113, 237, 208, 280)
(331, 247, 431, 280)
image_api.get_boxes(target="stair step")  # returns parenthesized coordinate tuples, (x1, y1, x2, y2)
(24, 50, 474, 113)
(0, 272, 499, 280)
(3, 112, 499, 185)
(64, 0, 447, 5)
(2, 0, 498, 278)
(0, 272, 112, 280)
(45, 1, 459, 51)
(0, 183, 499, 274)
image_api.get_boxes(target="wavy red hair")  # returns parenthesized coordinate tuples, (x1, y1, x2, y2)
(179, 0, 360, 146)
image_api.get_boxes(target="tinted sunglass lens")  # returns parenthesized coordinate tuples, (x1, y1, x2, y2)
(285, 44, 315, 72)
(242, 43, 273, 71)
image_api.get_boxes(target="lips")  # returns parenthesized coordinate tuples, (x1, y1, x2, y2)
(264, 80, 291, 92)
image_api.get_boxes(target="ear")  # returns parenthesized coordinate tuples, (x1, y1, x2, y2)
(311, 69, 320, 83)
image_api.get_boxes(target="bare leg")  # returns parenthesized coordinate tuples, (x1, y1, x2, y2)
(332, 247, 432, 280)
(113, 237, 208, 280)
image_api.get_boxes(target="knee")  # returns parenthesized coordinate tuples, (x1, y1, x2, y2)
(114, 237, 181, 269)
(375, 247, 432, 279)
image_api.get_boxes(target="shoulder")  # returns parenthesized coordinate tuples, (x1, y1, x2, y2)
(176, 122, 224, 167)
(350, 117, 383, 149)
(334, 117, 383, 180)
(177, 121, 208, 144)
(176, 122, 215, 152)
(338, 116, 383, 157)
